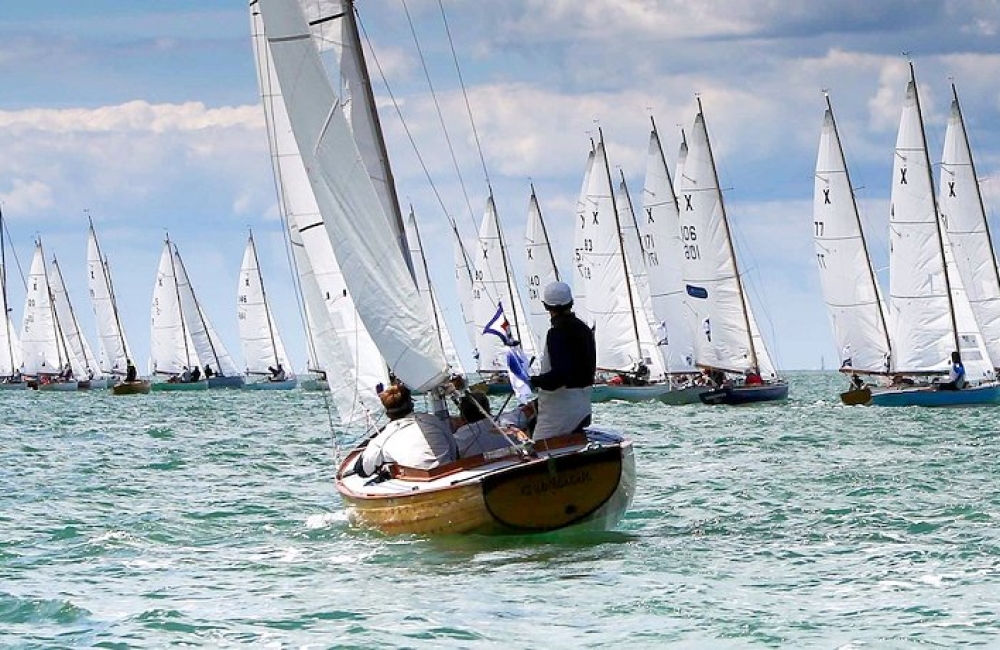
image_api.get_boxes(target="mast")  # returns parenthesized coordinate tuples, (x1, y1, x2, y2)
(618, 169, 650, 365)
(529, 183, 560, 282)
(824, 93, 892, 368)
(0, 206, 14, 376)
(165, 234, 195, 372)
(909, 63, 960, 352)
(490, 192, 527, 344)
(37, 240, 67, 372)
(247, 229, 282, 369)
(598, 128, 645, 366)
(697, 97, 760, 370)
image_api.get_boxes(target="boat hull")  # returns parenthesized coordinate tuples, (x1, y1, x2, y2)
(699, 382, 789, 405)
(299, 378, 328, 391)
(244, 378, 297, 390)
(152, 380, 208, 392)
(80, 378, 112, 390)
(869, 384, 1000, 407)
(37, 380, 79, 392)
(336, 430, 635, 536)
(840, 387, 872, 405)
(0, 381, 27, 390)
(113, 380, 152, 395)
(208, 375, 245, 389)
(591, 383, 708, 404)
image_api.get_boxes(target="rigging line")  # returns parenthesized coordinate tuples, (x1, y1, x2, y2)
(1, 214, 28, 292)
(356, 11, 455, 231)
(437, 0, 490, 190)
(398, 0, 478, 229)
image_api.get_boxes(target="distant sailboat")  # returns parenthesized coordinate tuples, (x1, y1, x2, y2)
(149, 236, 207, 391)
(21, 240, 77, 390)
(523, 185, 560, 355)
(49, 254, 106, 388)
(677, 100, 788, 405)
(238, 230, 296, 389)
(86, 220, 150, 394)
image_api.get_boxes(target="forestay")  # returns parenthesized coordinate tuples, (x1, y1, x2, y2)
(238, 233, 293, 376)
(87, 224, 133, 376)
(150, 240, 198, 376)
(173, 246, 240, 377)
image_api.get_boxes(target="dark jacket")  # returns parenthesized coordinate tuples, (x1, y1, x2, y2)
(531, 311, 596, 391)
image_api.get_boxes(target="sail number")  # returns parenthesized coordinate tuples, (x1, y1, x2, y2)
(528, 274, 540, 300)
(682, 225, 700, 260)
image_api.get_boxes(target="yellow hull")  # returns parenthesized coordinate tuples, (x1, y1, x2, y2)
(336, 431, 635, 536)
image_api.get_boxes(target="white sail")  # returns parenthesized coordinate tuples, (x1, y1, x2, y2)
(251, 2, 388, 411)
(673, 130, 688, 197)
(578, 138, 659, 375)
(260, 0, 448, 392)
(572, 148, 596, 327)
(888, 76, 957, 374)
(939, 85, 1000, 370)
(471, 195, 537, 373)
(87, 224, 133, 375)
(640, 125, 697, 374)
(48, 257, 99, 380)
(150, 239, 199, 376)
(524, 187, 560, 353)
(21, 243, 65, 376)
(677, 103, 778, 377)
(405, 209, 465, 375)
(813, 99, 892, 374)
(238, 232, 293, 376)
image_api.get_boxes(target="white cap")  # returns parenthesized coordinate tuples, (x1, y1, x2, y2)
(542, 281, 573, 307)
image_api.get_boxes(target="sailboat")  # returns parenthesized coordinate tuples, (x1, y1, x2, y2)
(49, 255, 107, 389)
(87, 221, 150, 394)
(813, 94, 893, 405)
(149, 236, 207, 391)
(939, 83, 1000, 375)
(0, 208, 24, 389)
(676, 100, 788, 405)
(575, 132, 674, 403)
(868, 65, 999, 407)
(470, 194, 537, 395)
(21, 240, 78, 390)
(256, 0, 634, 535)
(637, 120, 711, 404)
(523, 185, 560, 354)
(238, 230, 296, 389)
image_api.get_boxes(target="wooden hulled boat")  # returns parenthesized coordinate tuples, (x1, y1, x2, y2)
(840, 386, 872, 406)
(336, 430, 634, 536)
(113, 379, 152, 395)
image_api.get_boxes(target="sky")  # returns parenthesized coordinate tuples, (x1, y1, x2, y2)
(1, 0, 999, 374)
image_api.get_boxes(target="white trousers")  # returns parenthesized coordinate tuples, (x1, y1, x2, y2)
(533, 387, 592, 440)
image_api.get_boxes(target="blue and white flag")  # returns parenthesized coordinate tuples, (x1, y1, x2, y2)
(483, 301, 534, 403)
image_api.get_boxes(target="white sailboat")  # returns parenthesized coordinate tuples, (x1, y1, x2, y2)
(238, 230, 296, 389)
(939, 83, 1000, 372)
(676, 100, 787, 404)
(871, 64, 998, 406)
(638, 120, 710, 404)
(149, 237, 207, 391)
(813, 94, 893, 405)
(49, 255, 107, 388)
(523, 185, 561, 355)
(256, 0, 634, 536)
(470, 194, 537, 393)
(577, 132, 672, 402)
(0, 208, 24, 388)
(86, 221, 149, 394)
(171, 244, 243, 389)
(20, 240, 77, 390)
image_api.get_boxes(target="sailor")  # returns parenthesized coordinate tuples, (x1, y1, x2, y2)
(190, 365, 201, 382)
(529, 281, 596, 440)
(354, 383, 456, 477)
(180, 366, 192, 383)
(938, 351, 966, 391)
(454, 392, 510, 458)
(125, 360, 137, 383)
(269, 363, 286, 382)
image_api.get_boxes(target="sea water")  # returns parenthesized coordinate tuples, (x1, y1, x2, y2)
(3, 371, 1000, 648)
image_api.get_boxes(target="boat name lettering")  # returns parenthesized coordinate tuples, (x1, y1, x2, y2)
(520, 469, 592, 496)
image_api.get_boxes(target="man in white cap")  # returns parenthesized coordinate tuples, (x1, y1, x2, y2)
(529, 281, 596, 440)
